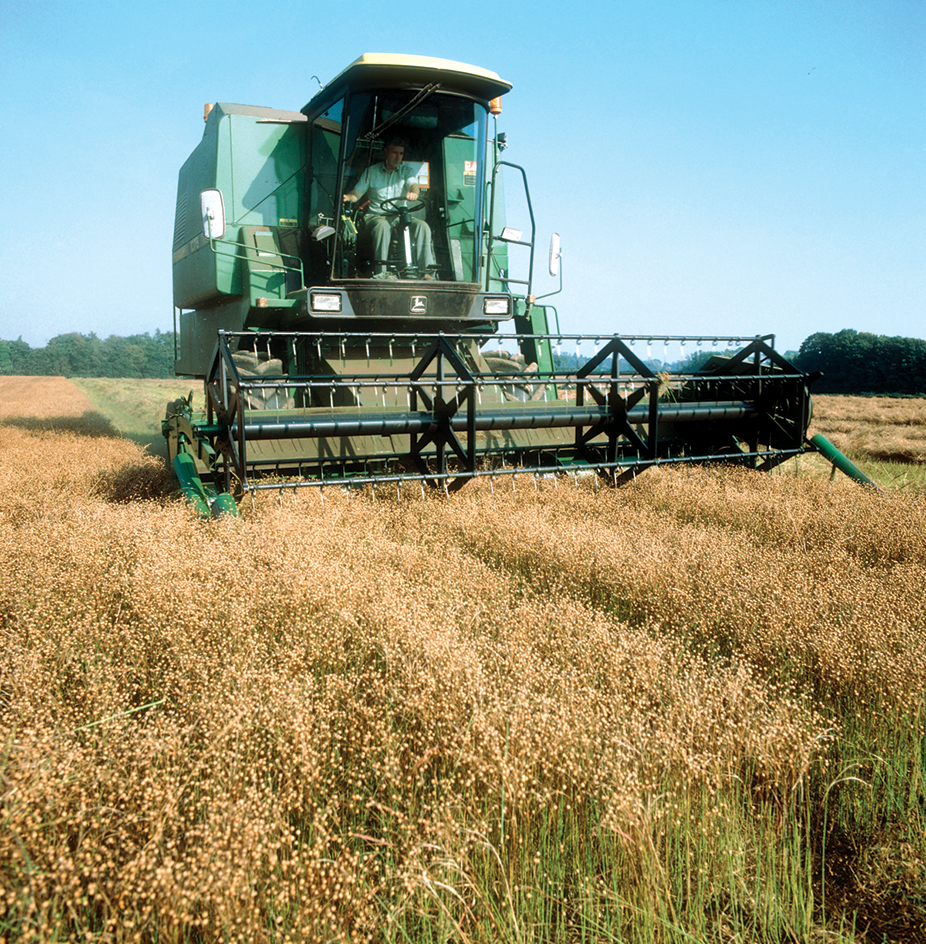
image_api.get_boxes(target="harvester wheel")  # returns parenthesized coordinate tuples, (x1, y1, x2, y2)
(231, 351, 295, 411)
(480, 350, 544, 402)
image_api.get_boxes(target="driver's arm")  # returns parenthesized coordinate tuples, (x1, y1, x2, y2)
(344, 167, 370, 203)
(402, 165, 421, 201)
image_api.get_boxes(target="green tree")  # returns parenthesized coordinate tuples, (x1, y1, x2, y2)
(45, 333, 106, 377)
(796, 329, 926, 395)
(0, 332, 176, 378)
(6, 337, 44, 375)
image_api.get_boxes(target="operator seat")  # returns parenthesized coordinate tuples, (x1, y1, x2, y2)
(354, 197, 437, 279)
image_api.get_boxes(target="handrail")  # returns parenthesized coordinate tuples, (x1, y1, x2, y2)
(486, 160, 536, 300)
(208, 234, 306, 290)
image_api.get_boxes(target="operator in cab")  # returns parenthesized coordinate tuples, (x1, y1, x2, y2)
(343, 138, 435, 280)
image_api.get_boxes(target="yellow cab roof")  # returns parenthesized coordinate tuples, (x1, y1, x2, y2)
(304, 53, 512, 113)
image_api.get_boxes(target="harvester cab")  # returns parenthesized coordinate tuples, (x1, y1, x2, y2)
(171, 55, 522, 371)
(166, 53, 822, 517)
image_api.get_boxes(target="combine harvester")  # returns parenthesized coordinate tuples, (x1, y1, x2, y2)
(165, 53, 857, 517)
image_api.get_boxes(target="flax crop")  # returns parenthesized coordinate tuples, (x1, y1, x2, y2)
(1, 379, 924, 943)
(812, 394, 926, 464)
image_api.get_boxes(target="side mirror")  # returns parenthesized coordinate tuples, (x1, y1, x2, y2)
(201, 189, 226, 240)
(549, 233, 562, 278)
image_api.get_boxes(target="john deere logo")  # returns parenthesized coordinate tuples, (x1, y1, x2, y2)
(409, 295, 428, 314)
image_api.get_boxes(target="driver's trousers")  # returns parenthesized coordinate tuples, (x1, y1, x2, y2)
(366, 213, 435, 274)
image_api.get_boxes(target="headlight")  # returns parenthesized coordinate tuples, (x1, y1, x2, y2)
(310, 293, 342, 313)
(483, 296, 510, 316)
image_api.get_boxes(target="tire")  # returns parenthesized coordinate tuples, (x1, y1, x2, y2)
(231, 351, 295, 411)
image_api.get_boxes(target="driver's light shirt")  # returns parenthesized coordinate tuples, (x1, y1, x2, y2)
(353, 162, 419, 214)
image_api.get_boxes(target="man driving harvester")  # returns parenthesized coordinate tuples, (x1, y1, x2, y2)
(343, 138, 436, 280)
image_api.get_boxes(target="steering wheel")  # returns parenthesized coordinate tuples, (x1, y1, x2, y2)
(380, 196, 426, 215)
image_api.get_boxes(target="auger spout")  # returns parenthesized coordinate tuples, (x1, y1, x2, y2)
(809, 433, 878, 488)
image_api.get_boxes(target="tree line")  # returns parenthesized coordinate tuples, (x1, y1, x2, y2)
(793, 329, 926, 396)
(2, 327, 924, 395)
(0, 331, 175, 379)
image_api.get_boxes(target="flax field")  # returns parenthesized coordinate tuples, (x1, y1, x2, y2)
(1, 378, 925, 944)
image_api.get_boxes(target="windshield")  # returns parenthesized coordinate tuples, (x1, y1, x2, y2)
(331, 88, 487, 283)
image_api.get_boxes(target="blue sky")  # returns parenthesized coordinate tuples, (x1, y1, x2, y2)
(1, 0, 922, 356)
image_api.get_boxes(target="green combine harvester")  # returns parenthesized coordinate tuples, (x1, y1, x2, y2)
(165, 53, 846, 517)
